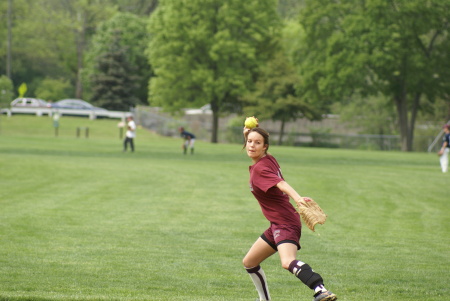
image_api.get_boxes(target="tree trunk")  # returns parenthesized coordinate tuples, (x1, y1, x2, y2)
(395, 94, 409, 152)
(75, 68, 83, 99)
(446, 97, 450, 122)
(6, 0, 12, 78)
(211, 100, 219, 143)
(75, 14, 86, 99)
(378, 127, 385, 150)
(278, 119, 286, 145)
(408, 92, 422, 151)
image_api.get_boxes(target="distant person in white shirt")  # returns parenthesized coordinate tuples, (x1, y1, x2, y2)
(123, 116, 136, 152)
(438, 124, 450, 173)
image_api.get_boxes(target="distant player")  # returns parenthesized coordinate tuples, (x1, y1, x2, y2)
(123, 116, 136, 152)
(438, 124, 450, 173)
(179, 127, 195, 155)
(242, 126, 337, 301)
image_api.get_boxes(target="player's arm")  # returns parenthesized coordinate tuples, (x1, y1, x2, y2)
(276, 181, 306, 206)
(438, 140, 448, 155)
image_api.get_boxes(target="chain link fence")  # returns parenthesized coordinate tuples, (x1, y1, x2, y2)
(225, 129, 438, 152)
(134, 106, 440, 152)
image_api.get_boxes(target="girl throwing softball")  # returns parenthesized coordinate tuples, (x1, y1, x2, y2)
(242, 126, 337, 301)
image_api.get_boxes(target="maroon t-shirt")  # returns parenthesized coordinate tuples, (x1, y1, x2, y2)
(249, 155, 301, 226)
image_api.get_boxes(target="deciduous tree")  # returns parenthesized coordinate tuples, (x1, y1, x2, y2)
(111, 0, 158, 15)
(298, 0, 450, 151)
(0, 76, 14, 108)
(35, 78, 72, 102)
(244, 49, 322, 145)
(148, 0, 280, 142)
(0, 0, 116, 99)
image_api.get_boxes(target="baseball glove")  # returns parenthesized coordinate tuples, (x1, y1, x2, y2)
(295, 197, 327, 232)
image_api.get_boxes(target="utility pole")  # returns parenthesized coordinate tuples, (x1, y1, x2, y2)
(6, 0, 12, 78)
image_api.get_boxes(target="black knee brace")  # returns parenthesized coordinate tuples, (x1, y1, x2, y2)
(289, 261, 323, 289)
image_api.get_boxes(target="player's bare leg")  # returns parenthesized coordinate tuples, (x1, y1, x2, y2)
(278, 243, 337, 301)
(243, 237, 277, 301)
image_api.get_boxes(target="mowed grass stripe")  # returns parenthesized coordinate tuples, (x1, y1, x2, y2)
(0, 115, 448, 300)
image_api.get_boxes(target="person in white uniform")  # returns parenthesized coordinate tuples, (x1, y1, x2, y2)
(438, 124, 450, 173)
(123, 116, 136, 152)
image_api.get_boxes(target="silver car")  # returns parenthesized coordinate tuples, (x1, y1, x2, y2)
(11, 98, 50, 108)
(52, 99, 107, 111)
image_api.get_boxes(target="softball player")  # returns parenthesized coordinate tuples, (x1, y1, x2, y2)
(438, 124, 450, 173)
(179, 127, 196, 155)
(242, 127, 337, 301)
(123, 116, 136, 152)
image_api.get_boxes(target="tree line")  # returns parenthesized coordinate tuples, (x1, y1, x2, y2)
(0, 0, 449, 150)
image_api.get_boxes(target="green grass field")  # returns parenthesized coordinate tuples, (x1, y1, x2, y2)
(0, 115, 448, 301)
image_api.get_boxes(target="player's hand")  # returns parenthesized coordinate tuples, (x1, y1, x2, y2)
(438, 150, 444, 156)
(296, 197, 307, 207)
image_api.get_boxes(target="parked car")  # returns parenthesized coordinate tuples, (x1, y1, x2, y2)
(52, 99, 107, 111)
(11, 98, 51, 108)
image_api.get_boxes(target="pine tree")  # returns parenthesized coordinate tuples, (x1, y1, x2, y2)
(91, 30, 140, 111)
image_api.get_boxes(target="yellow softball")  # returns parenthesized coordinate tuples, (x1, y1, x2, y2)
(244, 116, 258, 129)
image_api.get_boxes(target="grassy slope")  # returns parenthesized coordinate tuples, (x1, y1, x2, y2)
(0, 115, 448, 301)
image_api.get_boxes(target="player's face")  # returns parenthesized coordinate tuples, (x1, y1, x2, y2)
(246, 131, 267, 161)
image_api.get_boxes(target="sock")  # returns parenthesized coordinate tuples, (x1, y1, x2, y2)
(246, 265, 271, 301)
(314, 284, 327, 294)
